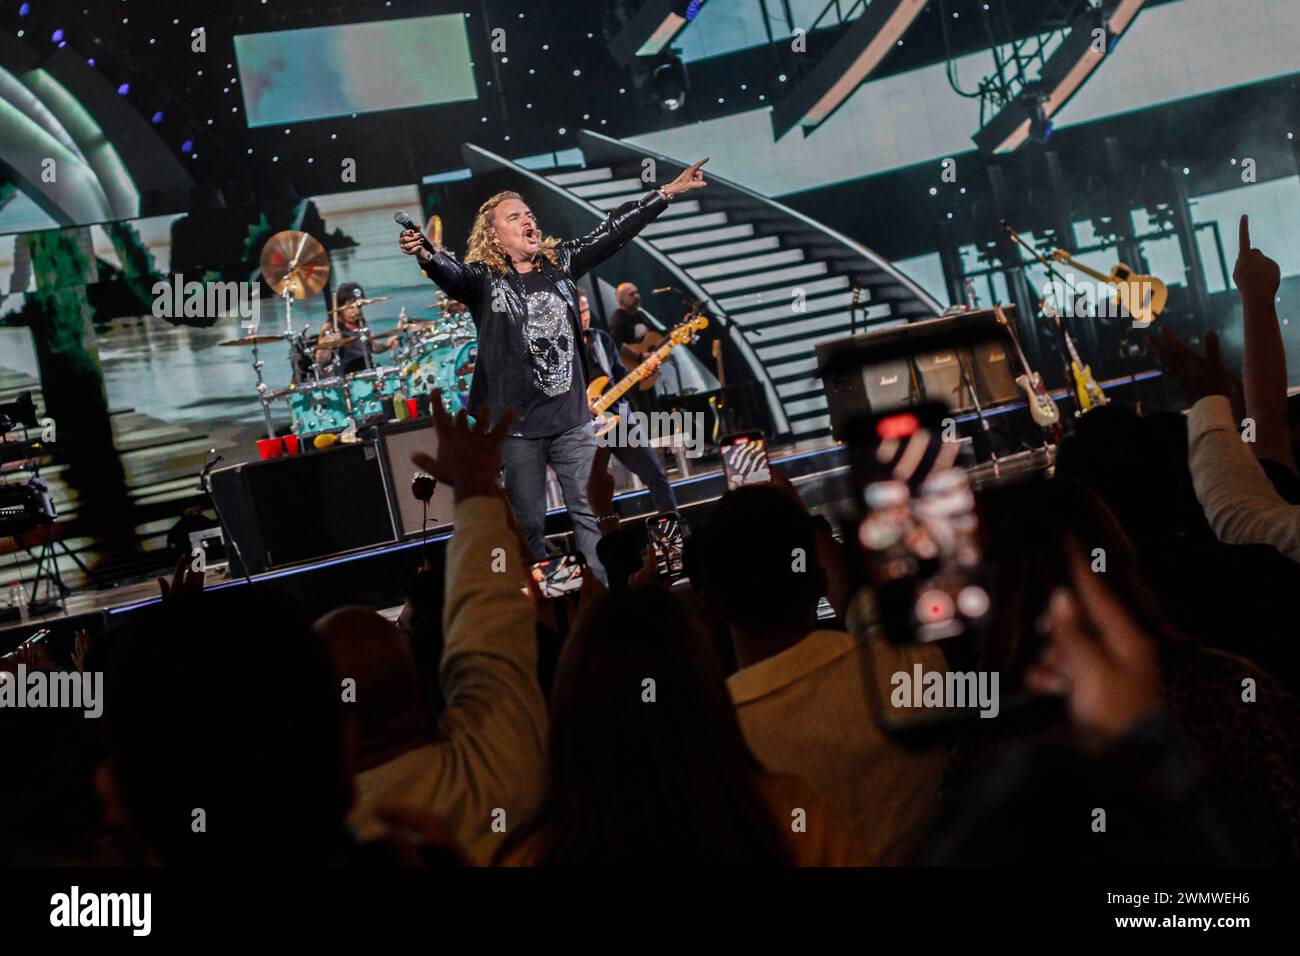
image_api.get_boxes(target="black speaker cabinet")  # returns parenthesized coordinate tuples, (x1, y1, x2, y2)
(914, 349, 972, 413)
(208, 442, 397, 574)
(816, 309, 1023, 439)
(970, 340, 1020, 405)
(370, 418, 458, 537)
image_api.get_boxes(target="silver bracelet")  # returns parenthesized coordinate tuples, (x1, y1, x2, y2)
(655, 185, 672, 203)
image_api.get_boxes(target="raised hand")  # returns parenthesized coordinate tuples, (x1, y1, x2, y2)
(410, 391, 514, 503)
(1233, 214, 1281, 307)
(1148, 326, 1236, 406)
(158, 552, 205, 601)
(1025, 545, 1162, 744)
(664, 158, 709, 197)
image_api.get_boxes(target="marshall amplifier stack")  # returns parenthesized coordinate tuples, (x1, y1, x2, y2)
(815, 307, 1021, 440)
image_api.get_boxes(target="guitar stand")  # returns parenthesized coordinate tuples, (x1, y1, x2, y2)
(958, 355, 1000, 479)
(15, 528, 96, 607)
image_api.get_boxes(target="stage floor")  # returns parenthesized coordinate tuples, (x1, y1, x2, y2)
(1, 436, 1054, 649)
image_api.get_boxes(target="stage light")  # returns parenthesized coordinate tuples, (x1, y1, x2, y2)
(974, 0, 1148, 155)
(117, 83, 129, 95)
(1028, 97, 1053, 144)
(151, 111, 164, 124)
(651, 54, 689, 111)
(181, 139, 193, 153)
(52, 29, 64, 43)
(19, 3, 30, 16)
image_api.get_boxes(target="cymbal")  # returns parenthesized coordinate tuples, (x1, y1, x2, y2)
(429, 300, 469, 314)
(218, 333, 286, 347)
(327, 295, 390, 315)
(260, 230, 330, 300)
(316, 333, 355, 349)
(399, 319, 441, 332)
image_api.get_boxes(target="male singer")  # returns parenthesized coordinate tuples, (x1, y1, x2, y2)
(398, 160, 707, 576)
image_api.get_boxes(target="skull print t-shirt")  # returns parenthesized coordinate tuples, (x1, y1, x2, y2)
(517, 267, 589, 438)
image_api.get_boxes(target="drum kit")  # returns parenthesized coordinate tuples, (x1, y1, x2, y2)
(218, 230, 477, 441)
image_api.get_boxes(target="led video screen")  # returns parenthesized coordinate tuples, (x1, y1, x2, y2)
(234, 14, 478, 127)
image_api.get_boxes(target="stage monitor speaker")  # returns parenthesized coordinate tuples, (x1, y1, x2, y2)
(208, 442, 397, 574)
(370, 419, 458, 537)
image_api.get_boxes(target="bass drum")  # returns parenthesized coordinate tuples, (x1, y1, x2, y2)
(446, 340, 477, 414)
(405, 337, 476, 414)
(288, 382, 349, 435)
(348, 366, 404, 421)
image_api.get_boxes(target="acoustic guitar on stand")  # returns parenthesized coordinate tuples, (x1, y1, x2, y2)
(588, 314, 708, 437)
(1049, 249, 1167, 327)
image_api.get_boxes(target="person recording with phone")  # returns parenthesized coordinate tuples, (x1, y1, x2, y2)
(398, 160, 709, 578)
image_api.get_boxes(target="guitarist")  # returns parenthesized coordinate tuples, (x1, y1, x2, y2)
(580, 292, 681, 517)
(609, 282, 662, 417)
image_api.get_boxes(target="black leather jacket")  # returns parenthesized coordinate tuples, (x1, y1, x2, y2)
(414, 190, 670, 430)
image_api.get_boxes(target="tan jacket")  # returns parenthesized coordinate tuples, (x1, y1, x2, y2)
(349, 495, 548, 863)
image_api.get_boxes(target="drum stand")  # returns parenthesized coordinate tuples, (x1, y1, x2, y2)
(252, 336, 276, 440)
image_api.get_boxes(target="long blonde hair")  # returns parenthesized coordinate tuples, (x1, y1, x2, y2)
(463, 190, 561, 275)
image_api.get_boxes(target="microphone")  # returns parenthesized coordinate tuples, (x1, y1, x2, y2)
(396, 210, 436, 262)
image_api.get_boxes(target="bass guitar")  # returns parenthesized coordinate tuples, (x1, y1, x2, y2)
(588, 314, 708, 436)
(1050, 249, 1167, 327)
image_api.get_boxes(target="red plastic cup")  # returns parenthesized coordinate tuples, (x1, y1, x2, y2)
(257, 436, 285, 460)
(406, 398, 420, 419)
(282, 434, 300, 456)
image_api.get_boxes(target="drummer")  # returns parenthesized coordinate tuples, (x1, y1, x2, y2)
(315, 282, 398, 375)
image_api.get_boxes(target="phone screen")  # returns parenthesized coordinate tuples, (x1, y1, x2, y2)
(647, 513, 685, 579)
(720, 431, 771, 490)
(526, 552, 586, 598)
(846, 404, 986, 647)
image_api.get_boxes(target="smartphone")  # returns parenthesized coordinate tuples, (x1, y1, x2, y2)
(647, 513, 685, 579)
(719, 430, 771, 490)
(525, 552, 586, 598)
(844, 402, 1062, 746)
(845, 403, 984, 647)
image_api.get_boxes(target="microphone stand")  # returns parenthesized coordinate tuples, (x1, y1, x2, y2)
(1001, 222, 1082, 417)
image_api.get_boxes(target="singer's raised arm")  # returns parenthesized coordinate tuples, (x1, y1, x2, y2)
(562, 157, 709, 280)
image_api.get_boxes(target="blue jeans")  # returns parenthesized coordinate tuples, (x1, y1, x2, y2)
(501, 422, 605, 581)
